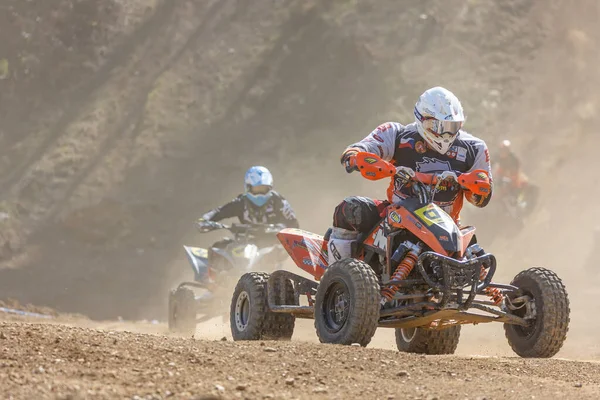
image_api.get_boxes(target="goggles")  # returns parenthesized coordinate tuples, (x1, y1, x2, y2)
(248, 184, 272, 195)
(421, 117, 462, 140)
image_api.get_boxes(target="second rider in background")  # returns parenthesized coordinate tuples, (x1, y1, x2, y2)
(199, 166, 299, 265)
(493, 139, 539, 212)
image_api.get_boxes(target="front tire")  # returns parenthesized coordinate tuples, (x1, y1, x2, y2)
(395, 326, 461, 355)
(504, 267, 570, 358)
(168, 287, 197, 337)
(314, 258, 380, 346)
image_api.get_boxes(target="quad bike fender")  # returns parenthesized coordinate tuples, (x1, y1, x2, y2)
(183, 246, 209, 281)
(459, 226, 476, 255)
(277, 228, 329, 280)
(212, 244, 259, 270)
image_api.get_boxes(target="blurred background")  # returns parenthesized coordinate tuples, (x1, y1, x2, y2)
(0, 0, 598, 356)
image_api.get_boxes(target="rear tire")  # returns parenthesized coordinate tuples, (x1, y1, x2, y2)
(504, 267, 570, 358)
(230, 272, 296, 341)
(168, 287, 197, 337)
(314, 258, 380, 346)
(395, 325, 461, 355)
(262, 276, 296, 340)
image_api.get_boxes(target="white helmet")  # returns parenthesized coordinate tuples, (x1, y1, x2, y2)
(414, 87, 465, 155)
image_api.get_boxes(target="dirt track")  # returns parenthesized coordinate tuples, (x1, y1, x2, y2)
(0, 319, 597, 400)
(3, 1, 600, 399)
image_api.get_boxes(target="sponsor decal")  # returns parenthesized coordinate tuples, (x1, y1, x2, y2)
(477, 172, 488, 180)
(446, 146, 467, 161)
(415, 141, 426, 154)
(439, 235, 449, 242)
(485, 148, 490, 163)
(406, 214, 423, 229)
(329, 242, 341, 261)
(364, 157, 378, 164)
(302, 257, 315, 267)
(376, 123, 392, 133)
(389, 211, 401, 224)
(293, 240, 308, 251)
(456, 147, 467, 162)
(372, 133, 384, 143)
(414, 204, 445, 227)
(303, 239, 328, 268)
(415, 157, 452, 173)
(399, 137, 414, 149)
(377, 145, 384, 156)
(446, 147, 458, 159)
(372, 227, 387, 251)
(366, 171, 376, 177)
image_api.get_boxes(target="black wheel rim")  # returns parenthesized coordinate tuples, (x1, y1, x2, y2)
(322, 279, 351, 333)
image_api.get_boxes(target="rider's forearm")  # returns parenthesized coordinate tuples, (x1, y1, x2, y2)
(201, 209, 218, 221)
(343, 122, 401, 163)
(201, 198, 242, 222)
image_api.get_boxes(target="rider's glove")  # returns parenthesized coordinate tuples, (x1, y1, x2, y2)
(438, 170, 458, 183)
(340, 149, 359, 173)
(396, 166, 415, 185)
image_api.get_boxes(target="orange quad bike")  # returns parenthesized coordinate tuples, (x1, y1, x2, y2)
(229, 152, 570, 357)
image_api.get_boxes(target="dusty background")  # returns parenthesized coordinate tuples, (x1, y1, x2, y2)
(1, 0, 600, 398)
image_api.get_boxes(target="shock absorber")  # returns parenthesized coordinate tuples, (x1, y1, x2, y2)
(381, 242, 422, 303)
(480, 266, 503, 305)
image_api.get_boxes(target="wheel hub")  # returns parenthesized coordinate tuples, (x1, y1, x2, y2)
(234, 291, 250, 332)
(334, 292, 347, 321)
(323, 281, 350, 332)
(400, 327, 417, 343)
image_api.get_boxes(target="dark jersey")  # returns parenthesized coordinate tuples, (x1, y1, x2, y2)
(201, 191, 299, 228)
(346, 122, 493, 219)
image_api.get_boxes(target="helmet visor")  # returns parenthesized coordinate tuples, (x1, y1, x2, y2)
(422, 118, 462, 141)
(248, 184, 272, 195)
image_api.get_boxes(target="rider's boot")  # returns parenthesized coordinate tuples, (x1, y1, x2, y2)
(327, 227, 358, 265)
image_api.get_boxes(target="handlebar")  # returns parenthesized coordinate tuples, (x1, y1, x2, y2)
(354, 152, 491, 197)
(195, 220, 284, 235)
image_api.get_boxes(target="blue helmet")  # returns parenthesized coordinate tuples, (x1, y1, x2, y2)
(244, 166, 274, 207)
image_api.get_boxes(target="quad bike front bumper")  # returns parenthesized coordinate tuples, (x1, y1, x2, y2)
(378, 252, 529, 329)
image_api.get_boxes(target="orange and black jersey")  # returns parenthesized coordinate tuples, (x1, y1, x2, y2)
(345, 122, 493, 220)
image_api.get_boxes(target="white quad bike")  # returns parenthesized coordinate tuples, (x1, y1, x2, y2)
(168, 220, 287, 336)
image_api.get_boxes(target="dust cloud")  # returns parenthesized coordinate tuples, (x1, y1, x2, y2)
(0, 0, 599, 361)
